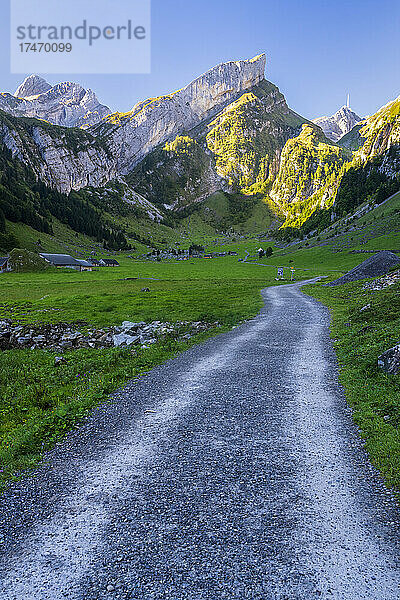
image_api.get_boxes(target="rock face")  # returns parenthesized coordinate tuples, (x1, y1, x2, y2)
(0, 75, 111, 128)
(14, 74, 51, 98)
(352, 95, 400, 164)
(326, 251, 400, 286)
(92, 54, 267, 173)
(0, 110, 117, 193)
(313, 105, 362, 142)
(378, 344, 400, 375)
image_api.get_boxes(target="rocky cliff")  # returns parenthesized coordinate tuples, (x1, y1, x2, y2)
(1, 75, 111, 128)
(0, 110, 116, 193)
(313, 105, 362, 142)
(92, 54, 267, 173)
(129, 78, 308, 209)
(270, 124, 351, 226)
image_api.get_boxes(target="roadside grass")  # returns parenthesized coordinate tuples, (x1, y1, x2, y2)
(0, 331, 220, 490)
(304, 279, 400, 493)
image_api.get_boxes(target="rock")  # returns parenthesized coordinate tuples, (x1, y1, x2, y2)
(54, 356, 67, 366)
(59, 340, 73, 349)
(378, 344, 400, 375)
(10, 76, 111, 128)
(112, 333, 141, 348)
(14, 74, 51, 98)
(326, 251, 400, 286)
(360, 303, 371, 312)
(16, 336, 32, 345)
(0, 54, 266, 193)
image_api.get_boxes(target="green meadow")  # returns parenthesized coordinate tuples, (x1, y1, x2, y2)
(0, 238, 399, 494)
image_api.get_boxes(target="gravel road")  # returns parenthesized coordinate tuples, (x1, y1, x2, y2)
(0, 281, 399, 599)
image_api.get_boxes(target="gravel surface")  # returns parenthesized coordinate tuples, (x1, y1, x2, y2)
(326, 250, 400, 286)
(0, 281, 399, 599)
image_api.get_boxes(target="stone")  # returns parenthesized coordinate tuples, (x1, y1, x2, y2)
(378, 344, 400, 375)
(326, 251, 400, 287)
(360, 303, 371, 312)
(112, 333, 141, 348)
(54, 356, 67, 366)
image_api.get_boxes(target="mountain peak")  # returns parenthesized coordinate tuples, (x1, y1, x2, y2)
(14, 74, 52, 98)
(313, 104, 362, 142)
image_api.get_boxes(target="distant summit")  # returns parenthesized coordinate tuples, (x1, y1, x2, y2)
(14, 74, 51, 98)
(0, 75, 111, 128)
(313, 105, 362, 142)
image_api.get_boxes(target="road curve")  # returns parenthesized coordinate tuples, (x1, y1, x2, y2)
(0, 281, 399, 599)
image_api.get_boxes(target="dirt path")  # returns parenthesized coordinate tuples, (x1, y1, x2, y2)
(0, 282, 399, 599)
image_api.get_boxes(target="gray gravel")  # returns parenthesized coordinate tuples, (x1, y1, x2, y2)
(0, 281, 399, 599)
(326, 250, 400, 286)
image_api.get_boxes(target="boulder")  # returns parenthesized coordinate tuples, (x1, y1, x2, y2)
(112, 332, 141, 348)
(378, 344, 400, 375)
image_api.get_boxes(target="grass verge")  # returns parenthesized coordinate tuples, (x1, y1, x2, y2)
(304, 279, 400, 494)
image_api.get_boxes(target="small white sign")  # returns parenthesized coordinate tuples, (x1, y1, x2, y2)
(10, 0, 151, 74)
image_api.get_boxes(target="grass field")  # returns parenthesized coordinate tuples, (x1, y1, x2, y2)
(1, 244, 313, 488)
(1, 236, 399, 493)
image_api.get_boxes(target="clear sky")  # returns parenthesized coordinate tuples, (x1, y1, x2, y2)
(1, 0, 399, 120)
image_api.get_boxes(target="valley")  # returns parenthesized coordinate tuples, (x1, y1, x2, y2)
(0, 49, 399, 597)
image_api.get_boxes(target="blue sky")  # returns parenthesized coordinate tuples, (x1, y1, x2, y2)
(1, 0, 399, 119)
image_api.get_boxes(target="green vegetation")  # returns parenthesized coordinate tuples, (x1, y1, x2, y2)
(305, 278, 400, 493)
(0, 250, 288, 489)
(0, 142, 131, 252)
(8, 248, 49, 273)
(277, 93, 399, 234)
(334, 148, 400, 217)
(272, 124, 351, 229)
(206, 80, 306, 194)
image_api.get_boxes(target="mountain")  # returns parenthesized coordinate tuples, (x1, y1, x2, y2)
(91, 54, 268, 173)
(277, 95, 400, 233)
(0, 109, 117, 192)
(128, 78, 308, 210)
(313, 105, 362, 142)
(269, 124, 351, 225)
(0, 53, 312, 204)
(0, 75, 111, 128)
(0, 54, 398, 252)
(14, 75, 51, 98)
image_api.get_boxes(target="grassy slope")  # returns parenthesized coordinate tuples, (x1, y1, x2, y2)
(293, 190, 400, 254)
